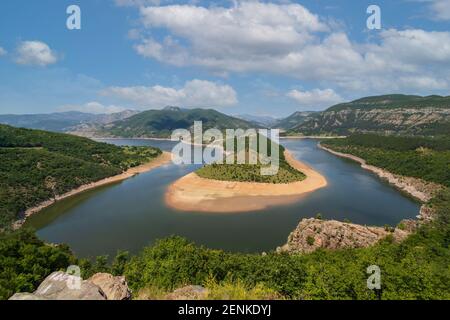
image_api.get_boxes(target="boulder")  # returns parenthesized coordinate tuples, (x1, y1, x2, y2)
(9, 293, 48, 300)
(9, 271, 133, 300)
(89, 273, 132, 300)
(279, 218, 410, 254)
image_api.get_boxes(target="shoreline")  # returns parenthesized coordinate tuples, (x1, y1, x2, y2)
(318, 143, 442, 221)
(93, 137, 174, 141)
(14, 151, 173, 229)
(165, 150, 328, 213)
(281, 136, 347, 140)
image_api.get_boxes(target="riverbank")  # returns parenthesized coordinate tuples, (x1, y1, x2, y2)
(318, 143, 442, 221)
(13, 151, 173, 229)
(165, 150, 327, 213)
(282, 136, 346, 139)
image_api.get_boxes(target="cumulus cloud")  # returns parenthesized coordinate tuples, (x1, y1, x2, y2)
(130, 2, 450, 94)
(15, 41, 58, 66)
(0, 47, 7, 56)
(101, 79, 238, 108)
(58, 101, 126, 114)
(427, 0, 450, 21)
(287, 89, 343, 109)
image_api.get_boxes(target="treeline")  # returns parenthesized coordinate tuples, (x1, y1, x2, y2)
(326, 134, 450, 152)
(196, 134, 306, 183)
(0, 125, 161, 228)
(322, 134, 450, 187)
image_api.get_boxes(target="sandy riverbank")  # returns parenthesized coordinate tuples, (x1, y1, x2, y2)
(14, 151, 173, 228)
(165, 150, 327, 213)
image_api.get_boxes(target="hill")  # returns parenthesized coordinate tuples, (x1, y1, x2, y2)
(0, 125, 161, 228)
(281, 94, 450, 136)
(98, 107, 258, 138)
(271, 111, 316, 131)
(235, 114, 279, 127)
(0, 110, 138, 133)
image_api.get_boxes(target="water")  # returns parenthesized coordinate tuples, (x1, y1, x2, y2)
(26, 139, 420, 258)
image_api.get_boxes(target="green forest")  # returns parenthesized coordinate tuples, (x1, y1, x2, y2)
(196, 134, 305, 183)
(1, 132, 449, 300)
(0, 124, 161, 229)
(322, 134, 450, 187)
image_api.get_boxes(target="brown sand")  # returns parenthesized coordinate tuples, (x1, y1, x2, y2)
(165, 150, 328, 213)
(15, 151, 172, 228)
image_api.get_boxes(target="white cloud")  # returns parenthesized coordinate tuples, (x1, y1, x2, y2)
(101, 79, 238, 108)
(58, 101, 126, 114)
(15, 41, 58, 66)
(130, 2, 450, 94)
(428, 0, 450, 21)
(287, 89, 343, 108)
(0, 47, 7, 56)
(115, 0, 164, 7)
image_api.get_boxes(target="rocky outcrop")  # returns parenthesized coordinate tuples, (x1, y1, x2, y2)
(278, 218, 410, 254)
(89, 273, 132, 300)
(165, 286, 209, 300)
(292, 107, 450, 136)
(9, 271, 131, 300)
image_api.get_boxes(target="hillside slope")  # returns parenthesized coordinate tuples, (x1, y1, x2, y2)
(99, 107, 257, 138)
(284, 95, 450, 136)
(0, 110, 138, 133)
(0, 125, 161, 228)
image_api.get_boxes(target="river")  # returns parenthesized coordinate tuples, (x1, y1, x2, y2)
(26, 138, 420, 258)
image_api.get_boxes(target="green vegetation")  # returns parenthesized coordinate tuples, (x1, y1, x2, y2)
(1, 133, 449, 300)
(322, 134, 450, 187)
(101, 107, 257, 138)
(0, 229, 76, 299)
(0, 124, 161, 228)
(327, 94, 450, 112)
(196, 135, 305, 183)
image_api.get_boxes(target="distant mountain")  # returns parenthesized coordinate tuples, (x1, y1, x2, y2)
(271, 111, 317, 131)
(283, 95, 450, 136)
(0, 110, 138, 133)
(98, 107, 258, 138)
(235, 114, 279, 127)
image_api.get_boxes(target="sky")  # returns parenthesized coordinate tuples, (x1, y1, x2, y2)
(0, 0, 449, 117)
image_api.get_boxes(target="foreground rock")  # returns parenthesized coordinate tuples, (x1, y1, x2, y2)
(278, 218, 410, 254)
(9, 272, 131, 300)
(89, 273, 132, 300)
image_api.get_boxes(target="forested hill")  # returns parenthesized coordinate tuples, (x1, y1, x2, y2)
(322, 134, 450, 188)
(279, 94, 450, 136)
(98, 107, 257, 138)
(0, 110, 138, 133)
(0, 125, 161, 228)
(326, 94, 450, 112)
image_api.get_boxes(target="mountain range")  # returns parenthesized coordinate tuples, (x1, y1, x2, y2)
(280, 95, 450, 137)
(1, 94, 449, 138)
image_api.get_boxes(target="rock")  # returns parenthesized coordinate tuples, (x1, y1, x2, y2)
(89, 273, 132, 300)
(166, 285, 209, 300)
(9, 293, 48, 300)
(9, 271, 133, 300)
(33, 272, 106, 300)
(419, 205, 435, 222)
(398, 219, 419, 233)
(280, 218, 410, 254)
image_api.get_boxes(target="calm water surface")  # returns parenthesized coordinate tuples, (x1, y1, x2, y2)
(27, 139, 420, 258)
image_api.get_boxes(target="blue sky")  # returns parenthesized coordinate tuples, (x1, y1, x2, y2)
(0, 0, 449, 117)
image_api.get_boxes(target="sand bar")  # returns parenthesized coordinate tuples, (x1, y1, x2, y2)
(165, 150, 327, 213)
